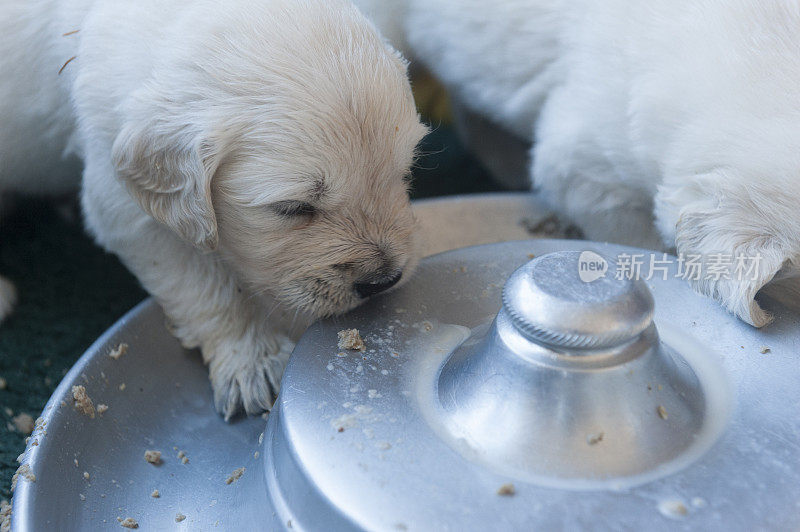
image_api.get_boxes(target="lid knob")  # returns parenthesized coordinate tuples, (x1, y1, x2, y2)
(501, 251, 654, 349)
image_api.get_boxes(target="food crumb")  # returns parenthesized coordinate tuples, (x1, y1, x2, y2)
(143, 450, 162, 465)
(336, 351, 347, 357)
(586, 432, 604, 445)
(658, 499, 688, 519)
(254, 451, 259, 459)
(1, 499, 11, 532)
(225, 467, 245, 485)
(760, 345, 771, 354)
(497, 483, 515, 496)
(73, 458, 79, 467)
(83, 471, 90, 480)
(175, 513, 186, 523)
(11, 464, 35, 491)
(72, 385, 96, 418)
(97, 404, 109, 415)
(109, 343, 128, 360)
(118, 383, 126, 391)
(150, 489, 159, 498)
(12, 414, 35, 435)
(337, 329, 365, 351)
(79, 493, 86, 501)
(0, 377, 6, 390)
(657, 405, 668, 420)
(119, 517, 139, 529)
(527, 253, 536, 259)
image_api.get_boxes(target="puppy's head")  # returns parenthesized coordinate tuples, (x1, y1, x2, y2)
(112, 0, 427, 317)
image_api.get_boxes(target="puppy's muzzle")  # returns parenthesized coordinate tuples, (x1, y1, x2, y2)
(354, 270, 402, 298)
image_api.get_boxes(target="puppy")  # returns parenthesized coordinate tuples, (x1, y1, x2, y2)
(400, 0, 800, 327)
(0, 0, 427, 418)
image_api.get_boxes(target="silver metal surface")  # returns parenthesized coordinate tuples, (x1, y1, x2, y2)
(12, 193, 800, 531)
(268, 240, 800, 530)
(436, 251, 714, 486)
(501, 251, 654, 348)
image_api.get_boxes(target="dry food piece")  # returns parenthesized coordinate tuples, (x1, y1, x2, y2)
(109, 343, 128, 360)
(175, 513, 186, 523)
(760, 345, 771, 354)
(225, 467, 245, 485)
(11, 464, 35, 491)
(72, 385, 96, 418)
(118, 383, 126, 391)
(0, 377, 6, 390)
(118, 517, 138, 529)
(586, 432, 604, 445)
(12, 413, 34, 435)
(150, 489, 160, 498)
(83, 471, 90, 480)
(0, 499, 11, 532)
(176, 450, 189, 464)
(497, 483, 515, 496)
(337, 329, 365, 351)
(143, 450, 162, 465)
(657, 405, 668, 420)
(97, 404, 109, 415)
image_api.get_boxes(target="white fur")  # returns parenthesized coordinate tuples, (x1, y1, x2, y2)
(400, 0, 800, 327)
(0, 0, 426, 417)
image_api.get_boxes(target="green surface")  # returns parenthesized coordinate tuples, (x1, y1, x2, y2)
(0, 123, 503, 495)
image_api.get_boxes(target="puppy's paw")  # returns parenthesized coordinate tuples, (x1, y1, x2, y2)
(0, 276, 17, 325)
(207, 332, 294, 421)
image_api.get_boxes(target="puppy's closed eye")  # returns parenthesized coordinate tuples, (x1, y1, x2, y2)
(270, 200, 317, 218)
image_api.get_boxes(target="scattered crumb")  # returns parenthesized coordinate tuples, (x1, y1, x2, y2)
(79, 493, 86, 501)
(497, 483, 515, 496)
(338, 329, 365, 351)
(587, 432, 604, 445)
(175, 513, 186, 523)
(760, 345, 771, 354)
(119, 517, 139, 529)
(336, 351, 347, 357)
(74, 458, 79, 467)
(150, 489, 160, 498)
(258, 432, 264, 445)
(254, 451, 259, 459)
(657, 405, 668, 420)
(527, 253, 536, 259)
(109, 343, 128, 360)
(83, 471, 90, 480)
(12, 414, 35, 435)
(0, 377, 6, 390)
(225, 467, 245, 485)
(144, 450, 162, 465)
(72, 385, 96, 418)
(337, 427, 344, 433)
(658, 499, 688, 519)
(1, 499, 11, 532)
(118, 383, 126, 391)
(97, 404, 109, 415)
(11, 463, 35, 491)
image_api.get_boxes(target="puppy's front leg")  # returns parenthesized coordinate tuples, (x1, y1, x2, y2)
(83, 184, 291, 419)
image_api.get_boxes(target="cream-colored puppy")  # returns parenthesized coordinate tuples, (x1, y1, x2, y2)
(0, 0, 426, 418)
(399, 0, 800, 327)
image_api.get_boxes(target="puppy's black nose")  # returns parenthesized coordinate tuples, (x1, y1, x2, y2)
(354, 270, 402, 298)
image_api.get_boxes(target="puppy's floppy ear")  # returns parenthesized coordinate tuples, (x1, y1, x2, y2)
(112, 92, 222, 251)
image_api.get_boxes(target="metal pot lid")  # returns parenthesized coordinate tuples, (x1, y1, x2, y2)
(268, 239, 800, 530)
